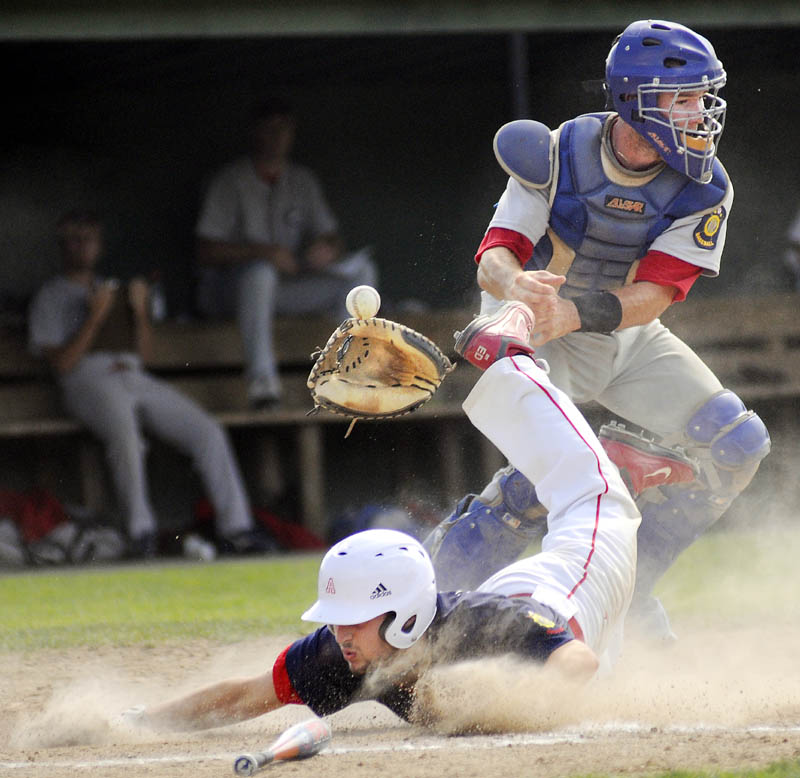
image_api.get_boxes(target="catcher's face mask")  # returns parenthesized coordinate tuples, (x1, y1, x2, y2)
(605, 18, 726, 183)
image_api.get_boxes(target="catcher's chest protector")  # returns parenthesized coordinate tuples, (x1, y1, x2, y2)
(527, 113, 727, 299)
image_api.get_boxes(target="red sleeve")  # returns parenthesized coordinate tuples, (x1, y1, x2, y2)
(272, 644, 304, 705)
(475, 227, 533, 266)
(634, 250, 703, 302)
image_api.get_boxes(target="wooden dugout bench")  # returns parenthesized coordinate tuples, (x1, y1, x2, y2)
(1, 295, 798, 539)
(0, 310, 496, 540)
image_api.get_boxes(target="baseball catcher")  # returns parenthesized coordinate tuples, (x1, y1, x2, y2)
(307, 316, 454, 431)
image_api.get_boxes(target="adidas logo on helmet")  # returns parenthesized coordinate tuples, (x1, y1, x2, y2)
(370, 582, 391, 599)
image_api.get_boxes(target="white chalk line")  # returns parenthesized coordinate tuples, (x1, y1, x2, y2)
(2, 724, 799, 770)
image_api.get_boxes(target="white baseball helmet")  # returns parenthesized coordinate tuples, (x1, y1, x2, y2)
(301, 529, 437, 649)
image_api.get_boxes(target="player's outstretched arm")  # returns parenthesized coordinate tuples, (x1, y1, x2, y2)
(134, 670, 281, 732)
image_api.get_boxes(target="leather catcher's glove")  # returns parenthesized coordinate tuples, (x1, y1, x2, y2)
(307, 317, 455, 422)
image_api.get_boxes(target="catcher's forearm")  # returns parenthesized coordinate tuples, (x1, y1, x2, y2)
(477, 247, 524, 301)
(613, 281, 675, 329)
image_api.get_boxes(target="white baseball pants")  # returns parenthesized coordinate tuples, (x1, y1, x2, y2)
(469, 355, 640, 660)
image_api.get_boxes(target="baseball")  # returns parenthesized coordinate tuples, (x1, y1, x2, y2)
(345, 285, 381, 319)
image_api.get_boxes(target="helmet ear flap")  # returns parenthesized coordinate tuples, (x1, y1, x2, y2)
(378, 612, 419, 644)
(378, 612, 394, 642)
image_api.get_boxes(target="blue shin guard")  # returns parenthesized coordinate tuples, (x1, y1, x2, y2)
(632, 390, 770, 609)
(423, 465, 547, 591)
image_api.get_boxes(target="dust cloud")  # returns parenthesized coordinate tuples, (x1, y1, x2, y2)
(400, 519, 800, 736)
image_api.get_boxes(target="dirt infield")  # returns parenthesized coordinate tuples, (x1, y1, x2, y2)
(2, 614, 800, 778)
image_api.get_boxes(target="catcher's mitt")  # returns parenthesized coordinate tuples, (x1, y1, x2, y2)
(307, 317, 454, 424)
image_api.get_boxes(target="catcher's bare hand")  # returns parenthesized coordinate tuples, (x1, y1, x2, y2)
(530, 294, 582, 345)
(508, 270, 563, 315)
(504, 271, 579, 345)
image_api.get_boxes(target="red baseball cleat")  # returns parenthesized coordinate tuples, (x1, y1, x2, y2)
(599, 421, 700, 497)
(454, 301, 536, 370)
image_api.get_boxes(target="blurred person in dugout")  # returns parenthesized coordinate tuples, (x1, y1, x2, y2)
(194, 96, 377, 409)
(27, 210, 275, 559)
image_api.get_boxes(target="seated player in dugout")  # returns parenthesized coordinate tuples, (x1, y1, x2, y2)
(123, 302, 640, 730)
(423, 19, 770, 642)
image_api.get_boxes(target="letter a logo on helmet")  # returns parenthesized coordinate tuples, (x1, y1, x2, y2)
(301, 529, 438, 649)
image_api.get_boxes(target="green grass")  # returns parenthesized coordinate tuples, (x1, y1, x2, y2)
(1, 524, 798, 650)
(0, 553, 323, 651)
(654, 523, 800, 626)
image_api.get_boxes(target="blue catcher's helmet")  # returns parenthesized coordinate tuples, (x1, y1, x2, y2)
(605, 20, 726, 183)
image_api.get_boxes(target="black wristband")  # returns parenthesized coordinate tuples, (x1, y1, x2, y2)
(573, 291, 623, 334)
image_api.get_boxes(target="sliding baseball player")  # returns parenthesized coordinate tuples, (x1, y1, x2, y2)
(121, 301, 637, 731)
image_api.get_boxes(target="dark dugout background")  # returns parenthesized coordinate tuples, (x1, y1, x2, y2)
(2, 26, 799, 318)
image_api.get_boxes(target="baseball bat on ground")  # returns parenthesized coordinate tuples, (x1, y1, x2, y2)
(233, 717, 332, 775)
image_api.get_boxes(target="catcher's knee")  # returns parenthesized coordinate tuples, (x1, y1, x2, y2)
(424, 466, 546, 592)
(687, 389, 770, 484)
